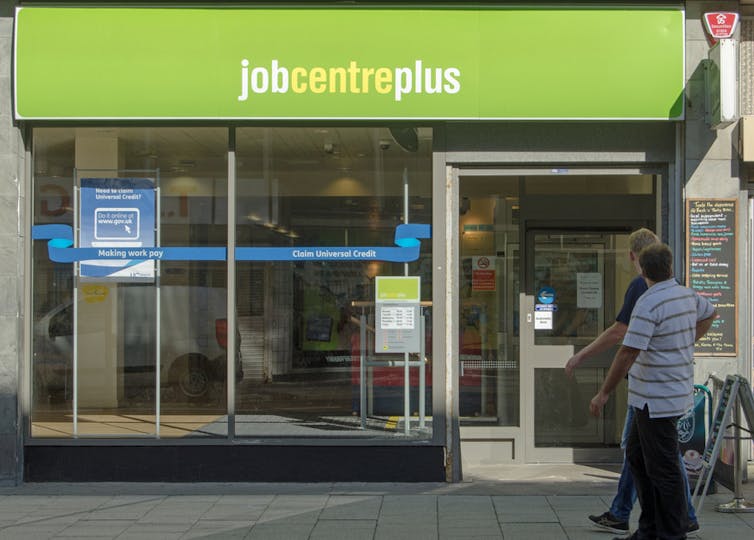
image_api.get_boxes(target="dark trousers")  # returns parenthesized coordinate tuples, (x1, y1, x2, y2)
(626, 405, 688, 540)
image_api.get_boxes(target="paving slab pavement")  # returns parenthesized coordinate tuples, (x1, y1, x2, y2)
(0, 464, 752, 539)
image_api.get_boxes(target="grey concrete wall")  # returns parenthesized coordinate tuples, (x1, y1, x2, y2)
(684, 2, 749, 385)
(0, 12, 24, 484)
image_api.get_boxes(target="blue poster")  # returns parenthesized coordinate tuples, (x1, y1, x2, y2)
(80, 178, 155, 281)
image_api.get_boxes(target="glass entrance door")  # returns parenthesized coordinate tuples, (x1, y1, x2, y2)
(457, 169, 658, 464)
(458, 177, 520, 428)
(523, 231, 630, 459)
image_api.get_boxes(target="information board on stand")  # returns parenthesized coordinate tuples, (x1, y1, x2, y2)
(692, 375, 754, 513)
(686, 199, 737, 356)
(375, 276, 421, 354)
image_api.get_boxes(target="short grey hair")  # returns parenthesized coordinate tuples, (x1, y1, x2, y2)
(629, 228, 659, 256)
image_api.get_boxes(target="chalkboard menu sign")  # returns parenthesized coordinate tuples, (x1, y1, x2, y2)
(686, 199, 737, 356)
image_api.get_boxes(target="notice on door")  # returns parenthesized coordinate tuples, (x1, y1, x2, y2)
(686, 199, 737, 356)
(534, 311, 553, 330)
(472, 256, 496, 291)
(577, 272, 602, 308)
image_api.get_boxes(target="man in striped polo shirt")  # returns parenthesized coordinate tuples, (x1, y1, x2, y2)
(590, 243, 715, 540)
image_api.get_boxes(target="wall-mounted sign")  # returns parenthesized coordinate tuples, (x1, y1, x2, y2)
(703, 12, 739, 40)
(14, 7, 684, 120)
(705, 39, 738, 129)
(686, 199, 737, 356)
(79, 178, 155, 281)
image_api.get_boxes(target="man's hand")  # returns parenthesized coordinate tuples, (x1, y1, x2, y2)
(564, 355, 582, 378)
(563, 322, 628, 379)
(590, 391, 609, 417)
(589, 345, 640, 418)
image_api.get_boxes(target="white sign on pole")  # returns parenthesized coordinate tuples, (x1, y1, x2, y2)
(380, 306, 415, 330)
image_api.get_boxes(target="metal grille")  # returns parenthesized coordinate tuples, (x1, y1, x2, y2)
(460, 355, 517, 370)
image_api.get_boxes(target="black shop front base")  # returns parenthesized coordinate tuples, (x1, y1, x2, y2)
(24, 445, 446, 482)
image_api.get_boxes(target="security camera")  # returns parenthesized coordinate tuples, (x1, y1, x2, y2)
(379, 139, 391, 150)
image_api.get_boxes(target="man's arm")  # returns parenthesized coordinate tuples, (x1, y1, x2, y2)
(589, 345, 640, 417)
(696, 313, 716, 341)
(565, 321, 627, 378)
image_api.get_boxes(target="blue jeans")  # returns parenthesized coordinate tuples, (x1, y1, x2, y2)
(609, 406, 697, 523)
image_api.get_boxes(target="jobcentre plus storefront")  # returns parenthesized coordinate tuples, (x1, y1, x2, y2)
(14, 4, 689, 481)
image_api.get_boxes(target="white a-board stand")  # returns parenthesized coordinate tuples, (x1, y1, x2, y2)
(692, 375, 754, 513)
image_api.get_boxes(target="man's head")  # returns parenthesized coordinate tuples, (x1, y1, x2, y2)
(628, 228, 659, 274)
(364, 261, 382, 280)
(629, 228, 659, 256)
(639, 243, 673, 283)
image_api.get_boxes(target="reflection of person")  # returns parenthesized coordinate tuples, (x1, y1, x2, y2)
(353, 261, 382, 301)
(550, 262, 589, 337)
(590, 243, 715, 540)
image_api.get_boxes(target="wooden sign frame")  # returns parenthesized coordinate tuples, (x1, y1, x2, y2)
(685, 198, 737, 356)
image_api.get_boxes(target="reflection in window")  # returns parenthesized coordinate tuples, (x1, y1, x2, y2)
(31, 126, 433, 440)
(235, 127, 433, 439)
(31, 127, 228, 438)
(458, 180, 520, 427)
(535, 368, 623, 447)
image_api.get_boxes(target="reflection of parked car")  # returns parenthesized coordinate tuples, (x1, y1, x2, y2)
(34, 286, 242, 401)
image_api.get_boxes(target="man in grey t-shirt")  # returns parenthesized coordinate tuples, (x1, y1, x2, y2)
(590, 244, 715, 540)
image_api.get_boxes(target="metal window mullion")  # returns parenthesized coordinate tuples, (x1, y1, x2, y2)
(22, 129, 32, 459)
(227, 128, 237, 440)
(155, 180, 161, 439)
(403, 167, 410, 435)
(446, 165, 460, 481)
(73, 181, 79, 439)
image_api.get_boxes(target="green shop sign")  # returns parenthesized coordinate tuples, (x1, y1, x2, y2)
(14, 6, 684, 120)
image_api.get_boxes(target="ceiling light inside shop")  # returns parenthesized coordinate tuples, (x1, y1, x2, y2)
(285, 159, 320, 166)
(323, 176, 368, 196)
